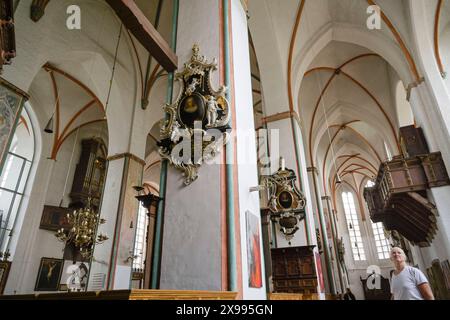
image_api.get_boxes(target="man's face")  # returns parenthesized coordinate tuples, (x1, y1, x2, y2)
(185, 97, 197, 112)
(390, 248, 405, 263)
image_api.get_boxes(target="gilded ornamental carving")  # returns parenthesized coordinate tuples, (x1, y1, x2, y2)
(261, 158, 306, 240)
(158, 45, 230, 185)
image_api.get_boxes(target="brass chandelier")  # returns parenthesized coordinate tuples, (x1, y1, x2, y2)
(55, 198, 108, 258)
(54, 23, 121, 260)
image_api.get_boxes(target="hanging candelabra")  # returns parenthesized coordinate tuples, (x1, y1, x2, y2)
(55, 198, 108, 258)
(54, 23, 121, 260)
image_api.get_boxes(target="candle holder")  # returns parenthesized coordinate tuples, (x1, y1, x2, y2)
(55, 198, 108, 259)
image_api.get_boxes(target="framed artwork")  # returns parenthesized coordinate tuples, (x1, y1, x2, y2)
(0, 261, 11, 294)
(39, 205, 72, 231)
(34, 257, 64, 291)
(60, 261, 89, 292)
(277, 191, 293, 209)
(315, 252, 325, 293)
(245, 210, 262, 288)
(178, 92, 206, 127)
(0, 77, 28, 175)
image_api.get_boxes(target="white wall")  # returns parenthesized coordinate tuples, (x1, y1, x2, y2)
(231, 0, 267, 300)
(3, 0, 157, 294)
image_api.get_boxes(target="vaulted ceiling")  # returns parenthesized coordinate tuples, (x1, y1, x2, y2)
(29, 63, 107, 160)
(247, 0, 433, 209)
(300, 41, 405, 196)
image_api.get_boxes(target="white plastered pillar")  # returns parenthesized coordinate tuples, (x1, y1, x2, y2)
(406, 0, 450, 265)
(407, 84, 450, 263)
(157, 0, 266, 300)
(88, 97, 147, 291)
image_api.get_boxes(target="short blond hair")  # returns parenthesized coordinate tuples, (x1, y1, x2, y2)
(390, 247, 407, 261)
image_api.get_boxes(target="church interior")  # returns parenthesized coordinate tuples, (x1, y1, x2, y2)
(0, 0, 450, 300)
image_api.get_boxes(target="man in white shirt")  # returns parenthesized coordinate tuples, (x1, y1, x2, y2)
(390, 247, 435, 300)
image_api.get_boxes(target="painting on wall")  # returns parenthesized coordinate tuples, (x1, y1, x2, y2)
(39, 205, 72, 231)
(0, 77, 28, 175)
(35, 257, 64, 291)
(315, 252, 325, 293)
(246, 210, 262, 288)
(60, 260, 89, 292)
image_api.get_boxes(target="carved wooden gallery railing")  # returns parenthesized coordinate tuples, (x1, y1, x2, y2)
(364, 152, 449, 246)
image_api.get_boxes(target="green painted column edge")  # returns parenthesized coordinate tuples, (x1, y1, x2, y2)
(150, 0, 179, 289)
(223, 0, 238, 292)
(310, 169, 336, 294)
(290, 117, 312, 245)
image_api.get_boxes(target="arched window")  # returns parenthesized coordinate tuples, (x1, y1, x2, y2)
(133, 205, 148, 270)
(365, 180, 390, 260)
(341, 191, 366, 261)
(370, 221, 390, 260)
(0, 107, 35, 253)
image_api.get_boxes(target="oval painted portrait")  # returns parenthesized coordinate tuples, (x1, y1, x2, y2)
(278, 191, 293, 209)
(178, 93, 205, 128)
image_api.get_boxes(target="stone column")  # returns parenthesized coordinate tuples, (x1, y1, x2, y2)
(322, 195, 345, 294)
(408, 84, 450, 262)
(143, 206, 156, 290)
(260, 208, 272, 293)
(307, 166, 336, 295)
(87, 153, 144, 290)
(262, 114, 329, 298)
(264, 117, 314, 247)
(247, 0, 323, 294)
(155, 0, 266, 299)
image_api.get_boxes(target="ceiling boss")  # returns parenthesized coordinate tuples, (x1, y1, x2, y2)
(158, 44, 230, 185)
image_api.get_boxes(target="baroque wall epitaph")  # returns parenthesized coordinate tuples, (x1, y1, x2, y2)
(262, 161, 306, 240)
(158, 45, 230, 185)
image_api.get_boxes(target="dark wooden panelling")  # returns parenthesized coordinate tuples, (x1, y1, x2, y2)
(364, 125, 449, 246)
(271, 246, 318, 294)
(400, 125, 429, 157)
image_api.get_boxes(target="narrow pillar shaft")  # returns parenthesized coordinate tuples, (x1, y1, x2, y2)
(323, 195, 344, 294)
(308, 167, 336, 294)
(150, 0, 179, 289)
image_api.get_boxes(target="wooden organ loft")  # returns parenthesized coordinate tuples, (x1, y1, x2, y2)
(364, 125, 450, 246)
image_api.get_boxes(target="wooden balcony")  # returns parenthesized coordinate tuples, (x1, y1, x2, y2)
(364, 152, 449, 246)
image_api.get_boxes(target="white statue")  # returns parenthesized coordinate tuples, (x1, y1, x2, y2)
(170, 121, 182, 143)
(269, 195, 278, 212)
(206, 95, 218, 127)
(186, 78, 200, 95)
